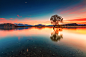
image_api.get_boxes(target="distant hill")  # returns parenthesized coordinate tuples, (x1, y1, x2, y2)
(63, 23, 86, 26)
(34, 24, 45, 26)
(63, 23, 78, 26)
(0, 23, 86, 28)
(0, 23, 17, 28)
(15, 23, 33, 27)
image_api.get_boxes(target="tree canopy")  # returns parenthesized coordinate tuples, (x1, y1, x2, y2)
(50, 15, 63, 25)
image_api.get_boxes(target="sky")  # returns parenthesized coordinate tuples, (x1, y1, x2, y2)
(0, 0, 86, 25)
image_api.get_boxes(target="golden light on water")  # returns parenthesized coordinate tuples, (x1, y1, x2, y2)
(0, 27, 86, 53)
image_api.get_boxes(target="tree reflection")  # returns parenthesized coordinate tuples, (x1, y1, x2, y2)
(50, 27, 63, 42)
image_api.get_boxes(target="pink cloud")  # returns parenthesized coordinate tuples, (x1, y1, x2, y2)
(0, 18, 6, 20)
(60, 5, 83, 14)
(69, 8, 86, 14)
(0, 18, 50, 25)
(77, 11, 86, 14)
(28, 18, 31, 19)
(24, 18, 28, 21)
(17, 15, 22, 17)
(0, 18, 19, 23)
(0, 18, 7, 22)
(24, 18, 31, 21)
(10, 18, 13, 19)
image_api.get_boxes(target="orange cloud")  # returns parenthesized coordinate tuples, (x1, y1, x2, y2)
(63, 18, 86, 24)
(0, 18, 19, 23)
(67, 18, 86, 21)
(0, 17, 86, 25)
(78, 22, 86, 24)
(0, 18, 50, 25)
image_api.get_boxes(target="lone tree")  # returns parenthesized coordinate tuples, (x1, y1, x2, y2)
(50, 15, 63, 27)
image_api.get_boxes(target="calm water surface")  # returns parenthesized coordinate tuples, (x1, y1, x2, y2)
(0, 27, 86, 57)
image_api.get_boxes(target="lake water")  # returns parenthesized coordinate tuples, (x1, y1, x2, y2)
(0, 27, 86, 57)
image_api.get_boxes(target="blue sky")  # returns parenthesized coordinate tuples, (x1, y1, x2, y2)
(0, 0, 83, 19)
(0, 0, 86, 24)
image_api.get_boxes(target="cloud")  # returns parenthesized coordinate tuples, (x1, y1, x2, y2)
(81, 22, 86, 24)
(0, 18, 7, 22)
(60, 5, 83, 14)
(67, 18, 86, 21)
(10, 18, 13, 19)
(0, 18, 32, 24)
(0, 18, 53, 25)
(0, 18, 6, 20)
(59, 1, 86, 15)
(28, 18, 31, 19)
(17, 15, 22, 17)
(0, 18, 19, 23)
(24, 18, 31, 21)
(83, 0, 86, 4)
(69, 8, 86, 14)
(0, 18, 8, 23)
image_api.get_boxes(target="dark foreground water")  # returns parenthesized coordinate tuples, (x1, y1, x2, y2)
(0, 27, 86, 57)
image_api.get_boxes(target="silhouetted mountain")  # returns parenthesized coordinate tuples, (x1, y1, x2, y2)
(0, 23, 86, 28)
(46, 25, 53, 26)
(63, 23, 78, 26)
(63, 23, 86, 26)
(34, 24, 45, 26)
(15, 23, 32, 27)
(0, 23, 17, 28)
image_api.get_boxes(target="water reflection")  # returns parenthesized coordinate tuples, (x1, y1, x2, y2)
(0, 27, 32, 31)
(0, 27, 86, 57)
(50, 27, 63, 42)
